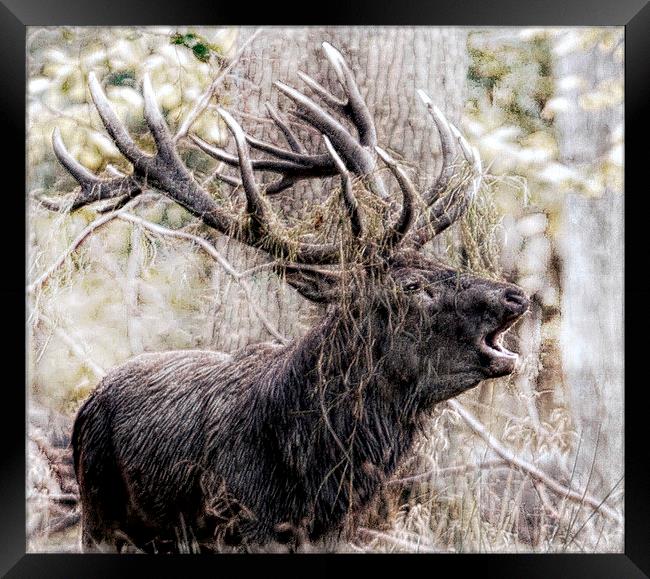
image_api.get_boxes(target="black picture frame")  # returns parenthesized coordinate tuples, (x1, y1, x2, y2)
(5, 1, 648, 577)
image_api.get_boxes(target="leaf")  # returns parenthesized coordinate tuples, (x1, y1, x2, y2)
(170, 32, 214, 63)
(192, 43, 211, 63)
(171, 32, 198, 46)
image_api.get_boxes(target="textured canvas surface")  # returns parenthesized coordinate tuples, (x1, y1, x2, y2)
(26, 26, 623, 553)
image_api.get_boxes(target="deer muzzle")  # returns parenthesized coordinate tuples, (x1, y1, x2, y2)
(479, 287, 530, 377)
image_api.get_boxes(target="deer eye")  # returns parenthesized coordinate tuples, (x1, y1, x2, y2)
(403, 282, 421, 293)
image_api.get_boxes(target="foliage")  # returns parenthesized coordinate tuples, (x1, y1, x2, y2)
(170, 32, 224, 63)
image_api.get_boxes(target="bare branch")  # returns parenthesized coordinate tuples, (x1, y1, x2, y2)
(27, 196, 147, 295)
(387, 458, 508, 486)
(447, 399, 621, 524)
(37, 313, 107, 379)
(116, 213, 289, 344)
(174, 28, 263, 142)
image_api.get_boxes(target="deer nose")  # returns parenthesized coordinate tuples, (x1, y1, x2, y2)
(501, 288, 530, 313)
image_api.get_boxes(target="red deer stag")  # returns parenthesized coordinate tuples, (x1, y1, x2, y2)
(47, 42, 529, 552)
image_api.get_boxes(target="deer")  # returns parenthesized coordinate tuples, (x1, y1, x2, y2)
(46, 42, 530, 552)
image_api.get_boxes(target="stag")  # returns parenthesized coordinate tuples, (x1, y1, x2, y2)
(48, 42, 529, 552)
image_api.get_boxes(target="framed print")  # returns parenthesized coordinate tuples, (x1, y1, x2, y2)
(3, 0, 648, 576)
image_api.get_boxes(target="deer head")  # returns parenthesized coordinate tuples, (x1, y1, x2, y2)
(48, 42, 528, 412)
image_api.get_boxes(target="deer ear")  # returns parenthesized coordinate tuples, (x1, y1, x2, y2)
(282, 267, 342, 304)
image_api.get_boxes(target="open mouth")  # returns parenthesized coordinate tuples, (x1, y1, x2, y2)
(479, 316, 520, 363)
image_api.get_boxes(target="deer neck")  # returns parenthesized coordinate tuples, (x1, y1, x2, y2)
(287, 304, 422, 413)
(276, 306, 421, 525)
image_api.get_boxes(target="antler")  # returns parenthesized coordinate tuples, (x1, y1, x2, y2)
(45, 42, 483, 301)
(405, 90, 484, 249)
(191, 42, 387, 199)
(191, 42, 482, 253)
(46, 73, 362, 266)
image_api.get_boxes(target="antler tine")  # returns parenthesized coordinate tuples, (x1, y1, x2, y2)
(210, 172, 242, 189)
(192, 102, 315, 166)
(52, 128, 102, 185)
(297, 71, 347, 112)
(271, 43, 388, 200)
(87, 73, 146, 167)
(191, 134, 313, 174)
(208, 107, 368, 263)
(407, 90, 484, 248)
(426, 135, 482, 233)
(321, 41, 376, 148)
(45, 127, 141, 211)
(323, 135, 363, 239)
(374, 146, 417, 251)
(244, 134, 325, 165)
(191, 133, 334, 195)
(274, 80, 374, 178)
(216, 108, 270, 227)
(281, 264, 344, 304)
(417, 90, 458, 205)
(142, 73, 177, 161)
(264, 103, 307, 154)
(191, 44, 386, 200)
(295, 44, 377, 149)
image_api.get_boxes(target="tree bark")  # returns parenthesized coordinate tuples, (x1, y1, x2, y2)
(553, 30, 624, 499)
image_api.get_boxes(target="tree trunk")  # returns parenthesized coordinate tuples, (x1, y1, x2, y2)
(210, 27, 468, 351)
(553, 30, 624, 499)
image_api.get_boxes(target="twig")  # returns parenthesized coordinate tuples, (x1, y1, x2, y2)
(37, 313, 107, 379)
(46, 511, 81, 535)
(565, 479, 623, 549)
(119, 213, 239, 275)
(566, 476, 624, 549)
(117, 213, 288, 344)
(546, 429, 584, 549)
(29, 191, 288, 344)
(37, 100, 100, 133)
(125, 223, 144, 355)
(562, 424, 601, 550)
(174, 28, 263, 142)
(447, 399, 621, 524)
(531, 478, 561, 520)
(239, 261, 279, 277)
(461, 398, 552, 435)
(224, 73, 260, 92)
(27, 196, 147, 294)
(388, 459, 507, 485)
(357, 528, 437, 552)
